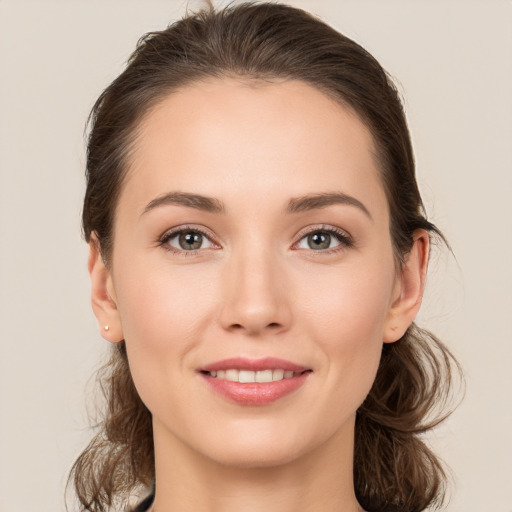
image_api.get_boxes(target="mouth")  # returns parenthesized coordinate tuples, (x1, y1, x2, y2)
(198, 357, 312, 405)
(201, 368, 310, 382)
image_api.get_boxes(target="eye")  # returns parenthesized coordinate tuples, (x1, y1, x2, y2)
(295, 227, 353, 252)
(161, 227, 216, 252)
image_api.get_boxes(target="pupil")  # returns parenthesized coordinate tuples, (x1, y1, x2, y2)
(309, 232, 330, 250)
(180, 232, 202, 250)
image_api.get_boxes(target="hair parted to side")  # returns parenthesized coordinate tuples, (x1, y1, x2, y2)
(73, 2, 462, 511)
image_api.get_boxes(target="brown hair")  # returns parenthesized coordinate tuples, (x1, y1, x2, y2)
(72, 3, 462, 511)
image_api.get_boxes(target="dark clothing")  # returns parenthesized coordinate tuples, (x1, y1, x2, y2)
(131, 492, 154, 512)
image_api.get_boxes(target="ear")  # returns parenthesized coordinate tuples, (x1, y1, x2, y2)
(383, 230, 429, 343)
(88, 234, 124, 343)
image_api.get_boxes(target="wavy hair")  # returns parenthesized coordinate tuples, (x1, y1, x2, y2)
(71, 3, 462, 511)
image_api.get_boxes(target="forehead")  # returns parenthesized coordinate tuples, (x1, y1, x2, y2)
(121, 78, 386, 218)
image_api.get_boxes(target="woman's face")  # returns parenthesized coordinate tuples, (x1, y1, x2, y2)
(92, 78, 424, 468)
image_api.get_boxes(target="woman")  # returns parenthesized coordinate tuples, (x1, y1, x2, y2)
(70, 2, 460, 511)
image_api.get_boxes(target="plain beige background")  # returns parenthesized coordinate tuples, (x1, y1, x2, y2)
(0, 1, 511, 511)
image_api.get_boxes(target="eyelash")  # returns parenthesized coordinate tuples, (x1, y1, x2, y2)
(158, 224, 354, 257)
(293, 225, 354, 254)
(159, 225, 216, 257)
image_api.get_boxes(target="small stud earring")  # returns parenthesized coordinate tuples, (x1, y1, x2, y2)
(103, 325, 110, 331)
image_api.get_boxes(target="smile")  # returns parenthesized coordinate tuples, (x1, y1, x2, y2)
(199, 357, 312, 405)
(205, 369, 304, 382)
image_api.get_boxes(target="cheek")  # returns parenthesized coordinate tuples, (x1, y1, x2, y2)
(296, 258, 395, 399)
(299, 259, 395, 343)
(111, 259, 218, 398)
(115, 256, 215, 342)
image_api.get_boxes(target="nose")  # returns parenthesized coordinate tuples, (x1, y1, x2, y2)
(218, 246, 292, 336)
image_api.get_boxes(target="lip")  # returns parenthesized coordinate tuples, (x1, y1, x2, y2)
(199, 357, 312, 406)
(200, 357, 309, 373)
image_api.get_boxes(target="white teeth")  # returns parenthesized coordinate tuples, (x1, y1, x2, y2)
(272, 369, 284, 381)
(208, 369, 301, 382)
(225, 369, 238, 381)
(239, 370, 255, 383)
(256, 370, 273, 383)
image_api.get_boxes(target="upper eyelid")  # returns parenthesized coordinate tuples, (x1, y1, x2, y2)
(158, 224, 353, 250)
(160, 223, 349, 237)
(159, 226, 220, 256)
(160, 225, 217, 243)
(294, 224, 352, 241)
(292, 225, 354, 254)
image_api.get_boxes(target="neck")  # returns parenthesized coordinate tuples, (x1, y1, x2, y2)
(151, 417, 362, 512)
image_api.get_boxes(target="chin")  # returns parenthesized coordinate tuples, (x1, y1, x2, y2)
(206, 442, 305, 470)
(194, 422, 324, 470)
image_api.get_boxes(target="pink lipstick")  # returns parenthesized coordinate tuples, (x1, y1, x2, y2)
(199, 357, 312, 405)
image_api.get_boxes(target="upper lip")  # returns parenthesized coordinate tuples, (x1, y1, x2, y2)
(200, 357, 310, 373)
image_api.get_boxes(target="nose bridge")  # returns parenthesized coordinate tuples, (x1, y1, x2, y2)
(219, 236, 290, 335)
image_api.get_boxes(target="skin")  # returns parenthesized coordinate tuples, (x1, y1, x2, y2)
(89, 78, 428, 512)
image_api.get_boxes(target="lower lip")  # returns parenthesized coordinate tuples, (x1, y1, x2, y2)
(200, 372, 310, 405)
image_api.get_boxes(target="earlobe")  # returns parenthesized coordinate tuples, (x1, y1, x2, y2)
(88, 234, 124, 343)
(383, 230, 429, 343)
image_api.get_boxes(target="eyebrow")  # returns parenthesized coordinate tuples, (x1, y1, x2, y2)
(141, 190, 371, 219)
(286, 192, 372, 219)
(142, 191, 225, 215)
